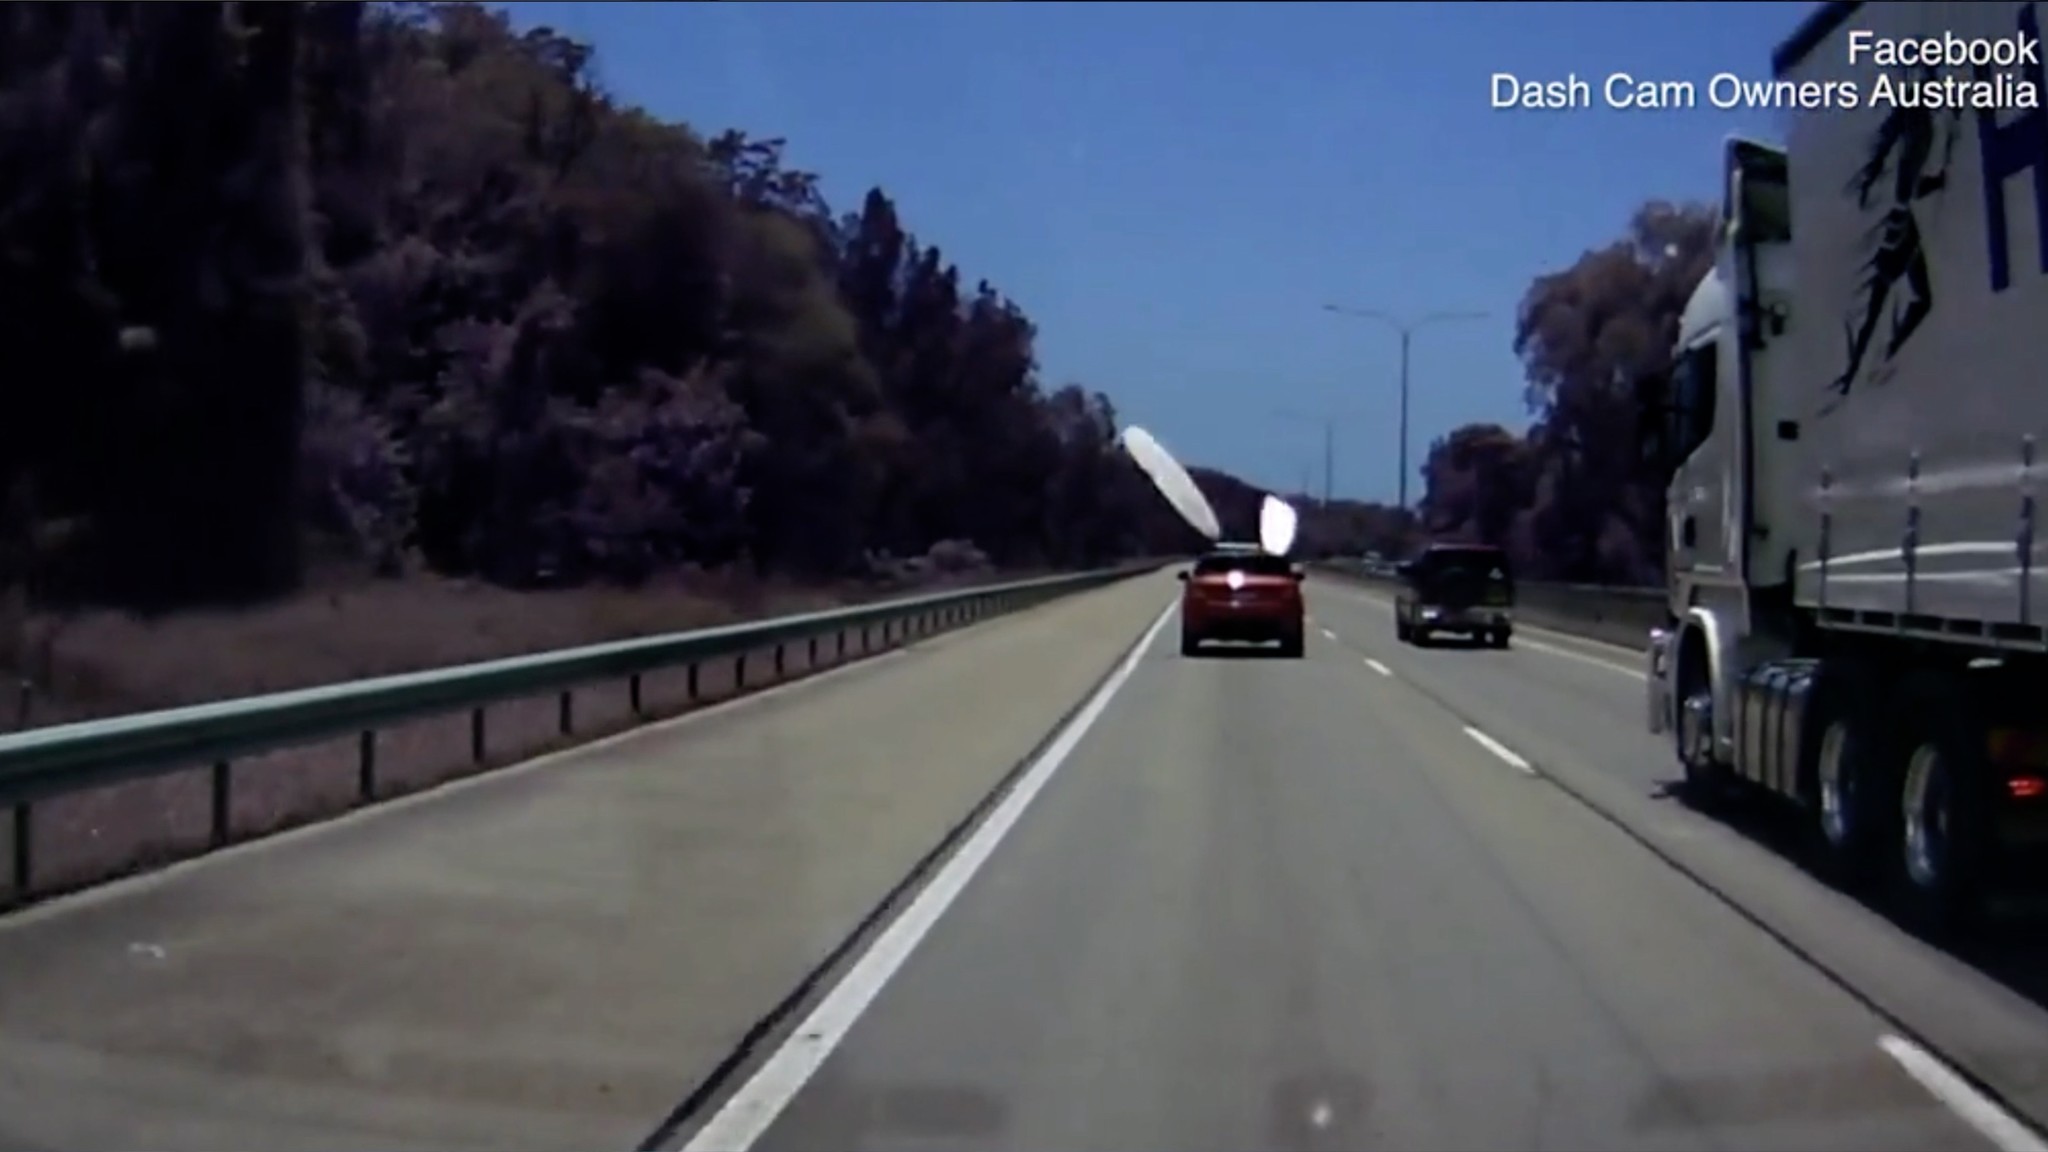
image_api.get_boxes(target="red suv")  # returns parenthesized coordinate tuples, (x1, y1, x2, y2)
(1178, 547, 1306, 658)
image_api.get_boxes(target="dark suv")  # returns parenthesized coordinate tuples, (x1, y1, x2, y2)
(1394, 544, 1514, 648)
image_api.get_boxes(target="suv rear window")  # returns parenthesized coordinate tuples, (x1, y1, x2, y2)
(1408, 547, 1512, 585)
(1193, 553, 1294, 577)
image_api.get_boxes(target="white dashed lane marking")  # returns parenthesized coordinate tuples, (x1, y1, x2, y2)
(1463, 726, 1537, 776)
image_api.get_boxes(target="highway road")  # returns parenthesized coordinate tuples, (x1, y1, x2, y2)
(8, 573, 2048, 1151)
(689, 579, 2048, 1152)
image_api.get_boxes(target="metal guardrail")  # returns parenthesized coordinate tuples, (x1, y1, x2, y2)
(1309, 559, 1669, 650)
(0, 561, 1167, 892)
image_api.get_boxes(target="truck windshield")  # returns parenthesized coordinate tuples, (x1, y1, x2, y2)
(1673, 342, 1718, 460)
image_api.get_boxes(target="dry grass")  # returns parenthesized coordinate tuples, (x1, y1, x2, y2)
(8, 568, 1009, 727)
(0, 565, 1035, 906)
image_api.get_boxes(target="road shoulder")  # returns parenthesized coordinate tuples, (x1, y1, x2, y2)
(0, 573, 1177, 1152)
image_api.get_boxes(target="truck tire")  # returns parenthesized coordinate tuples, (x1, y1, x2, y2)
(1889, 670, 1995, 938)
(1802, 664, 1895, 891)
(1277, 631, 1305, 659)
(1396, 619, 1411, 644)
(1672, 635, 1733, 806)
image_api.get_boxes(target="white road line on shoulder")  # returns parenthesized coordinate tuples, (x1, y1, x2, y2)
(680, 600, 1177, 1152)
(1364, 658, 1393, 677)
(1331, 585, 1647, 676)
(1879, 1034, 2048, 1152)
(1515, 636, 1644, 680)
(1463, 726, 1536, 776)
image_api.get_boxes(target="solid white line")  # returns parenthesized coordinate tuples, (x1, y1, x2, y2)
(1364, 658, 1393, 677)
(1879, 1034, 2048, 1152)
(1515, 636, 1644, 680)
(1463, 726, 1536, 776)
(1333, 586, 1646, 677)
(680, 600, 1178, 1152)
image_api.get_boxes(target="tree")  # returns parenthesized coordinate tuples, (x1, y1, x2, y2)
(0, 1, 1252, 617)
(1407, 200, 1717, 584)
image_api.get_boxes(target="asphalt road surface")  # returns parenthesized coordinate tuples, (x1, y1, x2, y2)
(10, 573, 2048, 1152)
(689, 582, 2048, 1152)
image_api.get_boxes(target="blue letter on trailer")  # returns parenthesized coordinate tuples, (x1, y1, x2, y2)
(1978, 3, 2048, 292)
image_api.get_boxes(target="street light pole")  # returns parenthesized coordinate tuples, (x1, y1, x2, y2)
(1321, 305, 1488, 513)
(1323, 420, 1334, 506)
(1396, 330, 1411, 512)
(1272, 408, 1355, 508)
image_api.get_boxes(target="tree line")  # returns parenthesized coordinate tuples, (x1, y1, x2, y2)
(0, 2, 1711, 614)
(1404, 202, 1717, 585)
(0, 1, 1217, 616)
(1290, 200, 1718, 584)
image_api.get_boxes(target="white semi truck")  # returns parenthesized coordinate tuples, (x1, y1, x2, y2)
(1640, 0, 2048, 933)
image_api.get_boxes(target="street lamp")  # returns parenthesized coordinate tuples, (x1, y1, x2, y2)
(1272, 406, 1367, 508)
(1321, 305, 1488, 513)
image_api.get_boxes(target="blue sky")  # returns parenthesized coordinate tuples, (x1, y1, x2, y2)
(502, 1, 1817, 504)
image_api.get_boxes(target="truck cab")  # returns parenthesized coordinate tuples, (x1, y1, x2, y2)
(1640, 137, 1801, 767)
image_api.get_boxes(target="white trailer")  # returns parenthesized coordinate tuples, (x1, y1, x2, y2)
(1641, 0, 2048, 933)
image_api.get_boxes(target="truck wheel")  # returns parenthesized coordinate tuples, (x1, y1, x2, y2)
(1277, 633, 1305, 659)
(1491, 630, 1512, 650)
(1672, 642, 1731, 804)
(1806, 704, 1893, 890)
(1889, 673, 1994, 938)
(1396, 620, 1411, 644)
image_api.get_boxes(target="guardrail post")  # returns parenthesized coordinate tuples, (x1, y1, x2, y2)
(807, 636, 817, 667)
(837, 631, 847, 660)
(470, 707, 486, 763)
(773, 644, 785, 678)
(735, 654, 747, 690)
(629, 673, 643, 717)
(11, 803, 30, 897)
(557, 690, 573, 736)
(358, 731, 376, 804)
(209, 760, 232, 849)
(687, 663, 700, 700)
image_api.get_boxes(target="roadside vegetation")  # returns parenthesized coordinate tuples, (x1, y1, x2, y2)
(0, 3, 1699, 726)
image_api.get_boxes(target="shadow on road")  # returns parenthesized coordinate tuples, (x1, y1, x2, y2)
(1410, 636, 1504, 651)
(1182, 643, 1298, 661)
(1648, 776, 2048, 1018)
